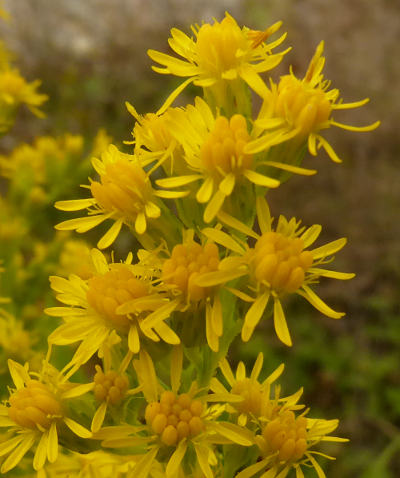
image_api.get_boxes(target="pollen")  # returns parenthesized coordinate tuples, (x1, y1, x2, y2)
(90, 157, 152, 218)
(161, 242, 219, 301)
(86, 264, 149, 328)
(252, 232, 313, 293)
(275, 75, 332, 136)
(263, 410, 308, 462)
(93, 366, 129, 405)
(200, 115, 252, 176)
(231, 378, 263, 417)
(145, 391, 204, 446)
(8, 380, 62, 430)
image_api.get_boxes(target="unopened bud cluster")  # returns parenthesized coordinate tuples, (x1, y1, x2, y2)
(162, 242, 219, 301)
(252, 232, 313, 293)
(201, 115, 252, 177)
(145, 391, 204, 446)
(263, 410, 308, 462)
(8, 380, 62, 430)
(93, 367, 129, 405)
(87, 265, 148, 328)
(231, 378, 263, 417)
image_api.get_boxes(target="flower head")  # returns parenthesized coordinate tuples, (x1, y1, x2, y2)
(249, 42, 380, 165)
(0, 360, 92, 473)
(148, 13, 288, 111)
(55, 145, 165, 249)
(96, 347, 253, 478)
(199, 197, 355, 346)
(45, 248, 179, 370)
(156, 97, 282, 223)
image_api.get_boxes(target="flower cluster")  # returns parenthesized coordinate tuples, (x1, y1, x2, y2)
(0, 10, 379, 478)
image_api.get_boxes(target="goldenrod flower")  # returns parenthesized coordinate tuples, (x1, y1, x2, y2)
(199, 198, 354, 346)
(95, 348, 252, 478)
(45, 249, 179, 370)
(89, 349, 142, 433)
(248, 41, 380, 164)
(129, 230, 227, 351)
(210, 353, 285, 427)
(237, 409, 347, 478)
(57, 239, 95, 280)
(148, 13, 287, 109)
(156, 97, 285, 223)
(0, 360, 92, 473)
(55, 145, 165, 249)
(0, 68, 47, 128)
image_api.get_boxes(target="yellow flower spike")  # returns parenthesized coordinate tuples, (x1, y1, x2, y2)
(55, 144, 167, 249)
(0, 360, 93, 473)
(199, 207, 354, 346)
(250, 41, 380, 166)
(102, 349, 253, 478)
(148, 12, 288, 109)
(46, 249, 179, 369)
(156, 97, 281, 223)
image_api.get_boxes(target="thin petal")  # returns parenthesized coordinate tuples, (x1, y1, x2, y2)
(47, 422, 58, 463)
(55, 198, 97, 211)
(256, 196, 272, 234)
(1, 434, 36, 473)
(97, 219, 123, 249)
(64, 418, 92, 438)
(244, 291, 270, 331)
(243, 169, 280, 188)
(166, 439, 187, 478)
(298, 285, 344, 319)
(91, 402, 108, 433)
(310, 237, 347, 259)
(33, 430, 48, 470)
(273, 298, 292, 346)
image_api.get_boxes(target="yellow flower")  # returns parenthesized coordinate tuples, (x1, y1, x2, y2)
(248, 41, 380, 164)
(210, 353, 285, 427)
(90, 351, 142, 433)
(0, 360, 93, 473)
(95, 347, 253, 478)
(156, 97, 289, 223)
(0, 310, 34, 368)
(128, 229, 227, 352)
(57, 239, 95, 280)
(236, 408, 347, 478)
(45, 248, 179, 370)
(148, 12, 287, 109)
(55, 144, 165, 249)
(198, 197, 355, 346)
(0, 68, 47, 125)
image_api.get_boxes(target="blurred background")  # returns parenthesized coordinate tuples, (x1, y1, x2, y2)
(0, 0, 399, 476)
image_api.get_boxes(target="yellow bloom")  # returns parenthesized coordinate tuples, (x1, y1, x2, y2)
(156, 97, 289, 223)
(45, 249, 179, 370)
(198, 197, 354, 346)
(129, 229, 227, 352)
(0, 360, 92, 473)
(55, 144, 165, 249)
(148, 12, 287, 109)
(0, 67, 47, 128)
(90, 350, 142, 433)
(236, 408, 347, 478)
(210, 353, 285, 427)
(0, 310, 34, 368)
(57, 239, 95, 280)
(249, 41, 380, 164)
(95, 347, 253, 478)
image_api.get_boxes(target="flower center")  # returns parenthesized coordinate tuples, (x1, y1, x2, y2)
(263, 410, 308, 462)
(145, 391, 204, 446)
(162, 242, 219, 301)
(90, 158, 150, 217)
(86, 265, 149, 328)
(275, 76, 332, 136)
(252, 232, 313, 293)
(231, 378, 263, 417)
(200, 115, 252, 176)
(93, 367, 129, 405)
(195, 17, 249, 75)
(8, 380, 62, 430)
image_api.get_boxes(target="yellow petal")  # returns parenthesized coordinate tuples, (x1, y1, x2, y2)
(33, 431, 48, 470)
(170, 345, 183, 394)
(202, 227, 245, 254)
(55, 198, 97, 211)
(243, 169, 280, 188)
(166, 439, 187, 478)
(204, 190, 226, 223)
(97, 219, 123, 249)
(157, 174, 202, 188)
(273, 298, 292, 346)
(1, 434, 36, 474)
(244, 291, 269, 329)
(310, 237, 347, 259)
(64, 418, 92, 438)
(299, 285, 344, 319)
(91, 402, 108, 433)
(47, 422, 58, 464)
